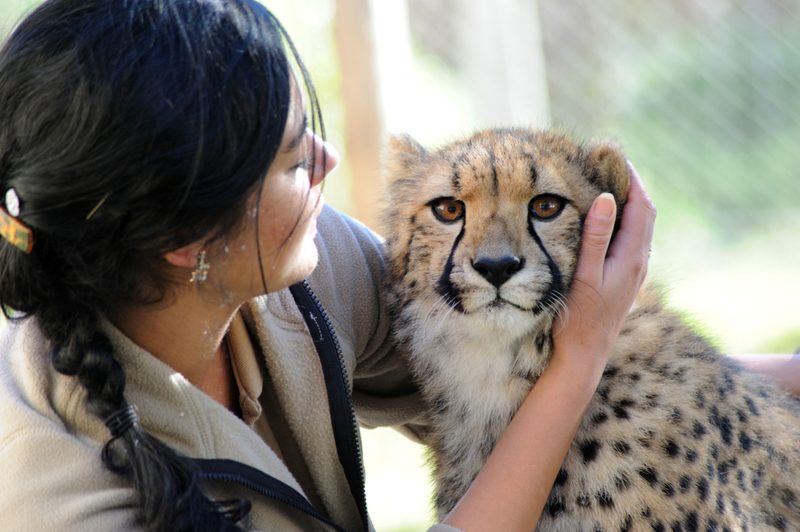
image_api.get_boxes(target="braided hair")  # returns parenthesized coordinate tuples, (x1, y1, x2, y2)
(0, 0, 324, 529)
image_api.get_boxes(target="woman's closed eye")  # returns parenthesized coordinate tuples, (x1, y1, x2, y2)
(294, 155, 312, 172)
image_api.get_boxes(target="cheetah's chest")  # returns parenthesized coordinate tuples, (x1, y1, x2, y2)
(404, 317, 548, 484)
(409, 308, 800, 532)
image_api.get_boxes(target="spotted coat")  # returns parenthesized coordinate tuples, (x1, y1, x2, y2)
(380, 128, 800, 532)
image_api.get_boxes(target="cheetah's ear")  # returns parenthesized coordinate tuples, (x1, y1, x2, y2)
(382, 134, 428, 183)
(582, 140, 630, 211)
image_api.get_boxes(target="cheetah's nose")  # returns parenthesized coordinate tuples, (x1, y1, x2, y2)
(472, 256, 523, 288)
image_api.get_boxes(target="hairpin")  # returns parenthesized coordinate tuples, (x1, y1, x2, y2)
(0, 189, 33, 253)
(86, 192, 110, 220)
(6, 188, 20, 217)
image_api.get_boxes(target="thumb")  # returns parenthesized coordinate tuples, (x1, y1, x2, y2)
(575, 193, 616, 280)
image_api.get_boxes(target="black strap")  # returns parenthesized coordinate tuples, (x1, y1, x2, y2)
(289, 281, 369, 531)
(195, 458, 347, 532)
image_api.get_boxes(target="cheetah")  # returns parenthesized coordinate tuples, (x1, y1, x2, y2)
(380, 128, 800, 531)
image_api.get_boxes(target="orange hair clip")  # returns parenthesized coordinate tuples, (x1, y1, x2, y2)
(0, 206, 33, 253)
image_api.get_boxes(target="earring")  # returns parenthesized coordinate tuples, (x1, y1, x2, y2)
(190, 250, 210, 284)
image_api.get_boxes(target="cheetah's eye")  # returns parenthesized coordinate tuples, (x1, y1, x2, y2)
(431, 198, 465, 223)
(529, 195, 565, 220)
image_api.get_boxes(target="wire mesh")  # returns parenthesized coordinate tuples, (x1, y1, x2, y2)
(408, 0, 800, 241)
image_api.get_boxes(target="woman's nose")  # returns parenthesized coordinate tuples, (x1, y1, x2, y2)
(309, 129, 339, 187)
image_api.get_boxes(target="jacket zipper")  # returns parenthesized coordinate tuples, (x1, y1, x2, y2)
(192, 281, 369, 531)
(195, 458, 347, 532)
(291, 279, 369, 532)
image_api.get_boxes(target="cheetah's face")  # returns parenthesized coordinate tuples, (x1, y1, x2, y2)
(382, 129, 630, 336)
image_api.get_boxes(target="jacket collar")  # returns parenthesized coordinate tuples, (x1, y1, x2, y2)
(100, 318, 306, 497)
(242, 287, 367, 532)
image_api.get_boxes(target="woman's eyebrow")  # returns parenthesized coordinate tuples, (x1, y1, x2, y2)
(283, 113, 308, 153)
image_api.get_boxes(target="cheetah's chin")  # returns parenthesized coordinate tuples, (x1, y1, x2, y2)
(456, 299, 551, 337)
(466, 291, 553, 317)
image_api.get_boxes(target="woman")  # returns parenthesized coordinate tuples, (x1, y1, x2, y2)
(0, 0, 655, 531)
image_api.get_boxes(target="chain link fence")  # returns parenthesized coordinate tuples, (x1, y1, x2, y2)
(5, 0, 795, 244)
(1, 2, 798, 531)
(408, 0, 800, 242)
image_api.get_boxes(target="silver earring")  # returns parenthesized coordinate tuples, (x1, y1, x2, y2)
(190, 250, 210, 284)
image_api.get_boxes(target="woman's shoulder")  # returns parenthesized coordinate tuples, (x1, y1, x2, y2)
(1, 318, 63, 424)
(315, 204, 385, 268)
(312, 204, 386, 299)
(0, 318, 103, 449)
(309, 206, 389, 353)
(0, 319, 138, 530)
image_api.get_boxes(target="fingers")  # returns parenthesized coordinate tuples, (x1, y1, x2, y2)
(606, 162, 656, 282)
(573, 193, 617, 286)
(554, 162, 656, 356)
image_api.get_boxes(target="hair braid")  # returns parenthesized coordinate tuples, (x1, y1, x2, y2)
(44, 303, 250, 532)
(0, 0, 323, 529)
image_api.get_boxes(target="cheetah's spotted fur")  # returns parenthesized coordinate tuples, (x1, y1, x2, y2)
(381, 128, 800, 531)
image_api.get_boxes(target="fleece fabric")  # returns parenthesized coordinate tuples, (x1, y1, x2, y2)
(0, 206, 459, 532)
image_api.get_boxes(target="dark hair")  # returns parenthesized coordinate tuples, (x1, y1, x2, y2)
(0, 0, 323, 529)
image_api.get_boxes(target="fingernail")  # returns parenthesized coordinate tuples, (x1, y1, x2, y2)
(591, 193, 616, 220)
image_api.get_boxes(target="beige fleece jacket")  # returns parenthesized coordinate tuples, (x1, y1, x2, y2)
(0, 206, 462, 532)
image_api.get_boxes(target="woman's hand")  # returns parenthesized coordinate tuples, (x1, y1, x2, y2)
(727, 354, 800, 396)
(551, 162, 656, 379)
(442, 163, 656, 532)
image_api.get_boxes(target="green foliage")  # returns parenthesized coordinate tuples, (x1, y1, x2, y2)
(616, 21, 800, 240)
(761, 328, 800, 354)
(546, 3, 800, 242)
(0, 0, 41, 37)
(379, 526, 427, 532)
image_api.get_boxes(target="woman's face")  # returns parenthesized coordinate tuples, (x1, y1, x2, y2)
(216, 99, 338, 300)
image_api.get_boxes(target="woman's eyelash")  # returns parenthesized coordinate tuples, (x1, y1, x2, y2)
(295, 156, 312, 170)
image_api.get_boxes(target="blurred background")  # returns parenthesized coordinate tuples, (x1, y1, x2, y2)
(2, 0, 799, 530)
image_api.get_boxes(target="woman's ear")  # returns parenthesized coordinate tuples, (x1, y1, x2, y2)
(164, 241, 204, 268)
